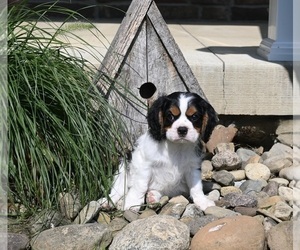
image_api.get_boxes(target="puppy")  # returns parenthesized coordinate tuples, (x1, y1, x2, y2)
(100, 92, 218, 211)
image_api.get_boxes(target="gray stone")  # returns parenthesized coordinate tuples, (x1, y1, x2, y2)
(201, 160, 213, 173)
(123, 209, 139, 222)
(73, 201, 101, 224)
(204, 206, 240, 218)
(269, 177, 289, 186)
(270, 201, 292, 221)
(212, 170, 235, 186)
(239, 179, 267, 195)
(29, 210, 66, 235)
(159, 200, 188, 219)
(267, 221, 293, 250)
(279, 165, 300, 181)
(233, 206, 257, 216)
(180, 215, 218, 236)
(263, 143, 293, 159)
(8, 233, 29, 250)
(107, 218, 129, 237)
(264, 157, 292, 174)
(222, 193, 257, 208)
(58, 192, 81, 220)
(138, 209, 157, 219)
(230, 170, 246, 181)
(244, 163, 271, 181)
(262, 181, 279, 196)
(263, 217, 277, 234)
(276, 119, 293, 147)
(31, 223, 112, 250)
(278, 186, 293, 203)
(207, 190, 220, 201)
(109, 215, 190, 250)
(214, 142, 235, 153)
(236, 147, 258, 167)
(181, 204, 204, 218)
(220, 186, 242, 196)
(211, 150, 242, 171)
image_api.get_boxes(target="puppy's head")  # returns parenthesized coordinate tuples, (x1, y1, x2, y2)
(147, 92, 218, 143)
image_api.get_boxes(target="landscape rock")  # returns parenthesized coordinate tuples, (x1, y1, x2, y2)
(191, 216, 265, 250)
(206, 125, 237, 153)
(267, 221, 293, 250)
(244, 163, 271, 181)
(276, 119, 293, 147)
(222, 193, 257, 208)
(214, 142, 235, 153)
(107, 218, 129, 237)
(73, 201, 101, 224)
(8, 233, 30, 250)
(220, 186, 242, 196)
(29, 210, 66, 235)
(279, 165, 300, 181)
(239, 179, 267, 195)
(159, 195, 189, 219)
(262, 181, 279, 196)
(207, 190, 220, 201)
(211, 151, 242, 171)
(257, 196, 284, 209)
(204, 206, 240, 218)
(236, 147, 259, 167)
(123, 209, 139, 222)
(109, 215, 190, 250)
(138, 209, 157, 219)
(269, 201, 292, 221)
(97, 212, 111, 224)
(212, 170, 235, 186)
(233, 206, 257, 216)
(269, 177, 289, 186)
(229, 169, 245, 181)
(263, 217, 277, 234)
(263, 143, 293, 159)
(180, 215, 218, 236)
(278, 186, 293, 203)
(58, 192, 82, 220)
(264, 157, 293, 174)
(31, 223, 112, 250)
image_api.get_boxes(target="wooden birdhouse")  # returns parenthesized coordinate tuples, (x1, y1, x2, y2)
(96, 0, 206, 143)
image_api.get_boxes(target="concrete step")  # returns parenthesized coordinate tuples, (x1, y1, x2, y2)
(38, 21, 293, 116)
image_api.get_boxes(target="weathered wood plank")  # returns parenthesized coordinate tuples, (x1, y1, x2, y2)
(147, 2, 207, 99)
(96, 0, 153, 85)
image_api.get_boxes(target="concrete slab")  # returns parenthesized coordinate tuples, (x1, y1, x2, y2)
(37, 21, 293, 116)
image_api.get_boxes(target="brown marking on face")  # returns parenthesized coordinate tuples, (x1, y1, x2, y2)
(186, 105, 197, 117)
(201, 112, 208, 135)
(169, 105, 180, 117)
(158, 110, 163, 127)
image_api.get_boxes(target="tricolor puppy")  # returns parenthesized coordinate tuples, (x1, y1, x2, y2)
(101, 92, 218, 211)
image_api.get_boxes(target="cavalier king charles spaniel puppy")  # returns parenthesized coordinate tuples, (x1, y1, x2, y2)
(100, 91, 218, 211)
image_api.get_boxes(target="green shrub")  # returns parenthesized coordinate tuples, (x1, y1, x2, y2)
(8, 2, 129, 215)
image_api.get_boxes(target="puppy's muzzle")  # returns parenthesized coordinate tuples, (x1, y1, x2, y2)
(177, 126, 188, 137)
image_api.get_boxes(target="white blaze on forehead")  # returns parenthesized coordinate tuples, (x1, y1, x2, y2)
(179, 94, 193, 115)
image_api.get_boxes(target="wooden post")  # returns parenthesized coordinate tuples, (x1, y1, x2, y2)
(96, 0, 207, 143)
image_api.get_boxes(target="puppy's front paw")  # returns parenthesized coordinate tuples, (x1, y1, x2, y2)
(98, 197, 112, 210)
(194, 197, 215, 211)
(146, 190, 162, 204)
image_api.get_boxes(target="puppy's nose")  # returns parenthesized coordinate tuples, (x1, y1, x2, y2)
(177, 126, 188, 137)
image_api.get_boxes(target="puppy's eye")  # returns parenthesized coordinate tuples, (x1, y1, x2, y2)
(166, 112, 175, 122)
(190, 113, 200, 122)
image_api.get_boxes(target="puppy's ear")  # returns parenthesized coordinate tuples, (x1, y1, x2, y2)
(147, 96, 167, 141)
(201, 101, 218, 143)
